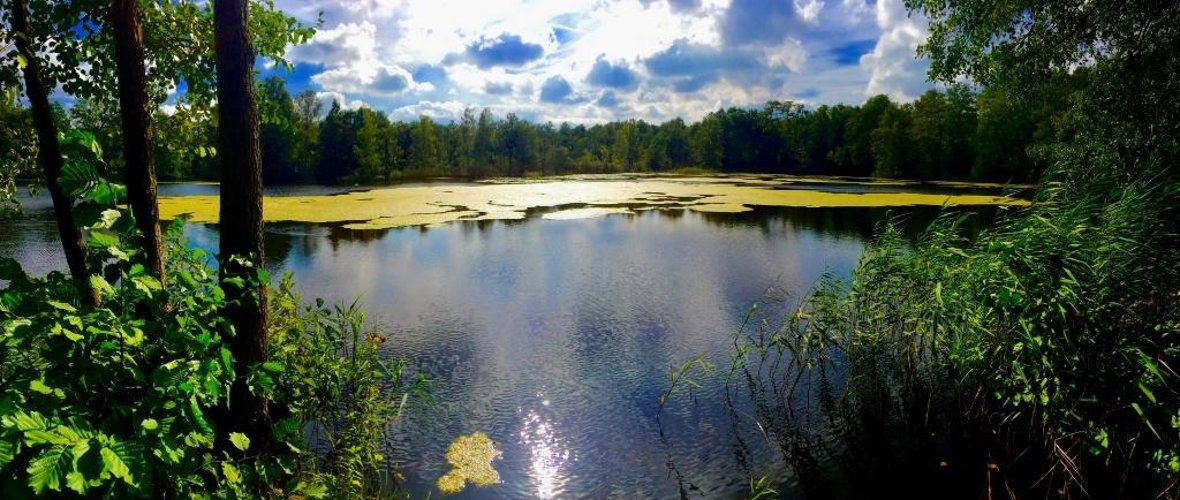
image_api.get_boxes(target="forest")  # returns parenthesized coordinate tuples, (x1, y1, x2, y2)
(3, 76, 1068, 188)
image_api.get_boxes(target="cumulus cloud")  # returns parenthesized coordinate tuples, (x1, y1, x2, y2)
(539, 76, 574, 103)
(388, 100, 470, 121)
(484, 82, 514, 95)
(313, 64, 421, 97)
(720, 0, 802, 46)
(464, 34, 545, 69)
(585, 58, 640, 91)
(597, 91, 620, 108)
(639, 0, 703, 13)
(316, 91, 368, 111)
(336, 0, 404, 20)
(265, 0, 935, 123)
(828, 39, 877, 66)
(861, 0, 931, 100)
(645, 39, 731, 77)
(643, 37, 795, 93)
(371, 70, 410, 93)
(288, 22, 379, 66)
(412, 65, 448, 85)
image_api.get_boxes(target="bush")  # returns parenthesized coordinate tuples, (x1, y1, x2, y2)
(0, 201, 421, 497)
(0, 215, 261, 497)
(268, 276, 428, 498)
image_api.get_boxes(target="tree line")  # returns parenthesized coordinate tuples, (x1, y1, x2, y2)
(242, 79, 1069, 184)
(11, 75, 1074, 188)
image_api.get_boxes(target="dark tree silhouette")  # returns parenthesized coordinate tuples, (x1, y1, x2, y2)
(111, 0, 166, 284)
(11, 0, 98, 305)
(214, 0, 272, 448)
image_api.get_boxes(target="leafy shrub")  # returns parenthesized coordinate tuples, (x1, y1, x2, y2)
(0, 145, 421, 497)
(0, 215, 251, 497)
(269, 276, 429, 499)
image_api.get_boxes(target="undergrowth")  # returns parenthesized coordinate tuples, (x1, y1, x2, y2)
(728, 172, 1179, 498)
(0, 154, 422, 497)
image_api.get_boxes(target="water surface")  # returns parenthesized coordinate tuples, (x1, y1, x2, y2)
(1, 178, 1012, 498)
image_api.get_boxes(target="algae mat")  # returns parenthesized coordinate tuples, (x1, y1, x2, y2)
(158, 177, 1030, 230)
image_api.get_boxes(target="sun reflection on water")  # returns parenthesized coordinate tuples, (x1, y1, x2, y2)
(520, 399, 571, 499)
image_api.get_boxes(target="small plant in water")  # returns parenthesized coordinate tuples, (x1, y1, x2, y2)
(436, 432, 501, 494)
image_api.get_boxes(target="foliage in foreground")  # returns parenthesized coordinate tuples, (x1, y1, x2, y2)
(719, 0, 1180, 496)
(730, 170, 1179, 497)
(269, 276, 428, 498)
(0, 176, 417, 497)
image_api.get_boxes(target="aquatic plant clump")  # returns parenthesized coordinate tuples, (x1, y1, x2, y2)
(436, 432, 502, 494)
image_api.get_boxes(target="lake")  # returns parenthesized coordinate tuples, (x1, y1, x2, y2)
(0, 175, 1028, 498)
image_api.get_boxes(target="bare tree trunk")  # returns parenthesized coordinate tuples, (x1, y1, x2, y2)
(12, 0, 98, 305)
(213, 0, 272, 449)
(110, 0, 166, 285)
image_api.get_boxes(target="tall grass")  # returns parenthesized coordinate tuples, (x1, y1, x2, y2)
(727, 170, 1179, 497)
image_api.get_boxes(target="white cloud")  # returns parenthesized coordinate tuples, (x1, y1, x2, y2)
(337, 0, 405, 20)
(861, 0, 930, 101)
(289, 21, 380, 67)
(763, 38, 808, 73)
(388, 100, 470, 121)
(794, 0, 824, 24)
(271, 0, 936, 123)
(316, 91, 367, 111)
(838, 0, 873, 24)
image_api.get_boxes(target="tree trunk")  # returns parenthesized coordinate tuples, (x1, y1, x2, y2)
(110, 0, 166, 285)
(214, 0, 272, 449)
(11, 0, 98, 305)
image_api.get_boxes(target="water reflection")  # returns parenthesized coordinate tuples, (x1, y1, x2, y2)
(519, 396, 570, 499)
(4, 187, 999, 498)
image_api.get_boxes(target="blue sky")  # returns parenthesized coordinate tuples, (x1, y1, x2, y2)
(264, 0, 935, 123)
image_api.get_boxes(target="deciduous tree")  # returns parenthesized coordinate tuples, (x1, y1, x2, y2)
(7, 0, 98, 304)
(213, 0, 272, 449)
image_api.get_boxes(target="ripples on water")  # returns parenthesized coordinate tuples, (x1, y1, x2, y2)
(2, 184, 992, 498)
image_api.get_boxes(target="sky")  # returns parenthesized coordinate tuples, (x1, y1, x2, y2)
(263, 0, 936, 124)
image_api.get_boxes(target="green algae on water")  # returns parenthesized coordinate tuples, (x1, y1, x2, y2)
(158, 174, 1031, 230)
(437, 432, 501, 494)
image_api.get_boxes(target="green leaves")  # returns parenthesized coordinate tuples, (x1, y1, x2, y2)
(0, 206, 420, 499)
(229, 432, 250, 452)
(0, 226, 237, 497)
(140, 419, 158, 432)
(28, 380, 56, 397)
(58, 160, 103, 198)
(89, 274, 116, 298)
(221, 462, 242, 484)
(27, 447, 68, 494)
(100, 446, 131, 482)
(0, 439, 16, 469)
(45, 300, 76, 312)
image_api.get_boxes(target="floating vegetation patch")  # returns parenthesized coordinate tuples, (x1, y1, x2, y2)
(436, 432, 501, 494)
(158, 175, 1031, 230)
(928, 179, 1037, 190)
(341, 210, 483, 230)
(541, 207, 633, 220)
